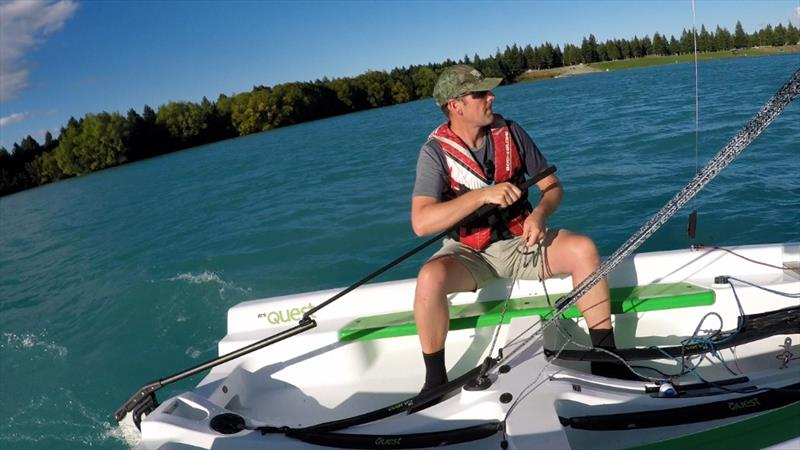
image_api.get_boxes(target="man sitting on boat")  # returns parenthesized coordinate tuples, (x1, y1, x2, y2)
(411, 65, 630, 394)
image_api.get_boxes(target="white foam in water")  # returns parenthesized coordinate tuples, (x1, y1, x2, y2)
(0, 389, 142, 448)
(169, 270, 252, 300)
(1, 331, 68, 359)
(185, 346, 202, 359)
(113, 414, 142, 448)
(171, 270, 223, 284)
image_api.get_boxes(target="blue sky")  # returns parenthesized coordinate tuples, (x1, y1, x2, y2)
(1, 0, 798, 149)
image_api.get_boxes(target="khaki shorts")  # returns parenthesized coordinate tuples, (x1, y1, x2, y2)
(429, 229, 557, 289)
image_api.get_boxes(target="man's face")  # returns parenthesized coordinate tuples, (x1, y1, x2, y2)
(454, 90, 495, 126)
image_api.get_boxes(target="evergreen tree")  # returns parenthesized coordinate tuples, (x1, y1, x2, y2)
(680, 28, 694, 54)
(759, 25, 774, 46)
(605, 39, 621, 60)
(523, 44, 536, 70)
(669, 35, 679, 54)
(733, 21, 747, 48)
(773, 23, 786, 46)
(504, 44, 526, 78)
(596, 42, 609, 61)
(541, 42, 556, 68)
(580, 34, 599, 63)
(714, 25, 731, 50)
(563, 44, 581, 66)
(552, 44, 563, 67)
(43, 131, 57, 152)
(631, 36, 644, 58)
(652, 32, 668, 55)
(698, 25, 711, 51)
(786, 23, 800, 45)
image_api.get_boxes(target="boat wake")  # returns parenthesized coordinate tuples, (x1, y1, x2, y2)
(0, 389, 136, 449)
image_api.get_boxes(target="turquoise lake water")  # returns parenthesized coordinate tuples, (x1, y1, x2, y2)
(1, 54, 798, 449)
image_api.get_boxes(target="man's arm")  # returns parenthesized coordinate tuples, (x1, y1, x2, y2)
(411, 182, 525, 237)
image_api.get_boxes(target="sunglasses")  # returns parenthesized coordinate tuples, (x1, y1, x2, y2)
(456, 90, 490, 100)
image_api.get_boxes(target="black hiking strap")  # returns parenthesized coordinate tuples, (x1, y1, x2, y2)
(560, 383, 800, 431)
(285, 421, 503, 449)
(545, 305, 800, 361)
(255, 361, 495, 436)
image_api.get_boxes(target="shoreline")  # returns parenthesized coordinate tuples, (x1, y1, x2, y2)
(516, 45, 800, 83)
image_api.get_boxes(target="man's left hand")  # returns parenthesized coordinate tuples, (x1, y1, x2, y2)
(522, 212, 546, 247)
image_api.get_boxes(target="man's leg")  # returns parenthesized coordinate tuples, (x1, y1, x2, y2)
(539, 230, 638, 378)
(414, 255, 477, 390)
(539, 230, 610, 330)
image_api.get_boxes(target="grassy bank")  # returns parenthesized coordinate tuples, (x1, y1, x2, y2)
(517, 45, 799, 82)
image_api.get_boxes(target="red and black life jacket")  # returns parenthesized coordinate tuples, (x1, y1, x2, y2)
(429, 116, 532, 251)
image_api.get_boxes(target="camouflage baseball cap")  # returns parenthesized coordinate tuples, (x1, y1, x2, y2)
(432, 65, 502, 107)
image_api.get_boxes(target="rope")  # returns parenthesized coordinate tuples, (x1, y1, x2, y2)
(480, 240, 543, 379)
(530, 68, 800, 346)
(694, 244, 800, 273)
(488, 68, 800, 376)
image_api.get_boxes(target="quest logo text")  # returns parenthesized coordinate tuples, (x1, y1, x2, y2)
(258, 303, 316, 325)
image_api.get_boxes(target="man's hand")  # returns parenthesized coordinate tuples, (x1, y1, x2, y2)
(481, 182, 522, 208)
(522, 212, 546, 247)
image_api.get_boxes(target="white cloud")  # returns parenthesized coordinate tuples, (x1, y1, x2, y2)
(795, 6, 800, 18)
(0, 112, 30, 128)
(0, 0, 78, 102)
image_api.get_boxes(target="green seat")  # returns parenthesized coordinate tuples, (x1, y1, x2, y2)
(338, 282, 715, 342)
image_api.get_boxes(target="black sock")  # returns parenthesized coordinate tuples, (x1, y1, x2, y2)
(422, 349, 448, 391)
(588, 328, 641, 380)
(589, 328, 616, 349)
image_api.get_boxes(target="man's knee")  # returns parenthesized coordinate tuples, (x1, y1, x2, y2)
(416, 256, 475, 295)
(574, 235, 601, 267)
(417, 258, 451, 293)
(552, 233, 600, 271)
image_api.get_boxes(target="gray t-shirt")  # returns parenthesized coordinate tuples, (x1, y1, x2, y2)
(413, 120, 549, 199)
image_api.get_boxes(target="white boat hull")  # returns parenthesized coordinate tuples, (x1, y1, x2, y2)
(132, 243, 800, 449)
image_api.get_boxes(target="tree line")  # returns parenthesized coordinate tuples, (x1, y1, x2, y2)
(2, 20, 798, 196)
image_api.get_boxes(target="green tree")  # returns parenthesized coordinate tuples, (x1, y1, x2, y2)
(668, 35, 679, 54)
(523, 44, 537, 70)
(786, 23, 800, 45)
(641, 35, 653, 55)
(772, 23, 786, 46)
(156, 101, 211, 147)
(411, 67, 438, 99)
(698, 25, 712, 51)
(357, 71, 392, 108)
(652, 33, 668, 55)
(55, 112, 129, 176)
(552, 44, 563, 67)
(29, 151, 63, 184)
(580, 34, 599, 63)
(541, 43, 556, 68)
(680, 28, 694, 54)
(504, 44, 526, 78)
(758, 25, 774, 47)
(563, 44, 581, 65)
(733, 21, 747, 48)
(714, 25, 732, 50)
(631, 36, 644, 58)
(605, 39, 621, 60)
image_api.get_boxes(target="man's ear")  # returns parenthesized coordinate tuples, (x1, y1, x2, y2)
(448, 99, 462, 116)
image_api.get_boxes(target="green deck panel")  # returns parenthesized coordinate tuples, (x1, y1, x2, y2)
(338, 282, 715, 342)
(626, 401, 800, 450)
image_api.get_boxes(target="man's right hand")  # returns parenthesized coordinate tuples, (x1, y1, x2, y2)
(481, 182, 522, 208)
